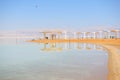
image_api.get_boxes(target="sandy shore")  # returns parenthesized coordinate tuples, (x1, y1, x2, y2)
(29, 39, 120, 80)
(101, 44, 120, 80)
(29, 39, 120, 44)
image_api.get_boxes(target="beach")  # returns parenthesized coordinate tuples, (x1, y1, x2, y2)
(102, 44, 120, 80)
(29, 39, 120, 80)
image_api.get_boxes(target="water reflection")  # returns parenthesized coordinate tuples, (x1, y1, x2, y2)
(40, 42, 106, 52)
(0, 38, 108, 80)
(0, 38, 106, 52)
(41, 43, 63, 51)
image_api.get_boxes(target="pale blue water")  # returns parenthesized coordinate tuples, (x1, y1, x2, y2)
(0, 38, 108, 80)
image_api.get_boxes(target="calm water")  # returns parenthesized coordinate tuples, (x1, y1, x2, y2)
(0, 38, 108, 80)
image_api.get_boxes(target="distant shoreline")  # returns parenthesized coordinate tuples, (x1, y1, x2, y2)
(28, 39, 120, 45)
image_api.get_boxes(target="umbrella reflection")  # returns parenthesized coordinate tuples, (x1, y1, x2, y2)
(40, 42, 105, 52)
(41, 43, 62, 52)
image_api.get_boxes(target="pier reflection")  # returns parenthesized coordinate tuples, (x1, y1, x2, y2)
(40, 42, 105, 52)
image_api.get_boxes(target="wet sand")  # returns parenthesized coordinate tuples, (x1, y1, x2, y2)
(29, 39, 120, 80)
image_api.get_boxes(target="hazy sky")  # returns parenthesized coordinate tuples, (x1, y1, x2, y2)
(0, 0, 120, 31)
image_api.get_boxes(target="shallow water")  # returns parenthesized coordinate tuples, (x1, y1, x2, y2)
(0, 38, 108, 80)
